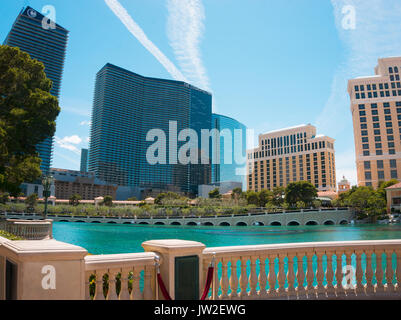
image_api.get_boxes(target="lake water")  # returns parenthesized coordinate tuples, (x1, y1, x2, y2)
(52, 222, 401, 254)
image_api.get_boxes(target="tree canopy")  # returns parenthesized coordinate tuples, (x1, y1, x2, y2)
(285, 181, 317, 206)
(0, 45, 60, 195)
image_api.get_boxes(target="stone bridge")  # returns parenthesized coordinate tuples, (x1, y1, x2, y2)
(1, 208, 354, 227)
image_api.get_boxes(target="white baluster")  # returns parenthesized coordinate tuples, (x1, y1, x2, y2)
(248, 256, 258, 298)
(385, 249, 395, 292)
(305, 252, 315, 299)
(375, 250, 384, 294)
(94, 269, 106, 300)
(119, 268, 131, 300)
(239, 257, 249, 299)
(365, 250, 375, 296)
(296, 254, 305, 299)
(354, 250, 364, 297)
(276, 253, 286, 297)
(85, 271, 92, 300)
(267, 255, 277, 298)
(325, 251, 335, 298)
(143, 265, 154, 300)
(315, 251, 325, 299)
(287, 255, 296, 299)
(212, 258, 220, 300)
(230, 258, 239, 300)
(334, 251, 343, 298)
(131, 267, 143, 300)
(220, 259, 230, 299)
(107, 269, 119, 300)
(258, 256, 268, 299)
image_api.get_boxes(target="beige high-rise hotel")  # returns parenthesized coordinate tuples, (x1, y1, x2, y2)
(247, 124, 336, 192)
(348, 57, 401, 188)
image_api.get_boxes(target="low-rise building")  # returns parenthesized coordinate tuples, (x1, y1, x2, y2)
(50, 168, 117, 200)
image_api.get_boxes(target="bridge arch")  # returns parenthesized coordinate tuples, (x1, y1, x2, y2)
(123, 222, 132, 224)
(305, 221, 318, 226)
(107, 221, 117, 224)
(60, 220, 69, 223)
(236, 222, 247, 227)
(91, 221, 101, 224)
(171, 222, 181, 226)
(75, 220, 86, 223)
(323, 220, 335, 225)
(288, 221, 300, 226)
(187, 222, 197, 226)
(270, 221, 282, 226)
(138, 222, 149, 225)
(219, 222, 230, 227)
(339, 220, 349, 225)
(252, 221, 264, 226)
(203, 222, 214, 226)
(154, 222, 165, 225)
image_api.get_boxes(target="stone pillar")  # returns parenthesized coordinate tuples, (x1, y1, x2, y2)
(142, 240, 206, 300)
(0, 239, 87, 300)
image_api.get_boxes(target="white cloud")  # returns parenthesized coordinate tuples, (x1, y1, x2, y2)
(104, 0, 188, 83)
(316, 0, 401, 185)
(166, 0, 211, 92)
(55, 135, 83, 155)
(80, 120, 92, 126)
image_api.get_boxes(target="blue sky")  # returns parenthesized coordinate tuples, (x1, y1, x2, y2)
(1, 0, 401, 186)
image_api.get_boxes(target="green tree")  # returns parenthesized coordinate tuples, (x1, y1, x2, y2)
(0, 46, 60, 195)
(285, 181, 317, 206)
(271, 186, 286, 207)
(245, 190, 259, 206)
(0, 192, 9, 204)
(258, 189, 272, 207)
(69, 194, 82, 207)
(155, 192, 181, 205)
(103, 195, 113, 207)
(296, 201, 307, 209)
(208, 188, 221, 199)
(376, 179, 399, 201)
(231, 187, 244, 201)
(25, 193, 38, 213)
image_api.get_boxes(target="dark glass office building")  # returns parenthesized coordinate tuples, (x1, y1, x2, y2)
(211, 114, 247, 184)
(80, 149, 89, 172)
(4, 6, 69, 174)
(88, 64, 212, 195)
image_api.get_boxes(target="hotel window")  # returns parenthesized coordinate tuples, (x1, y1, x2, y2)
(372, 84, 377, 90)
(388, 135, 394, 141)
(361, 93, 366, 98)
(374, 92, 378, 97)
(390, 159, 397, 168)
(367, 84, 371, 90)
(387, 129, 394, 134)
(355, 85, 359, 91)
(377, 160, 384, 169)
(360, 117, 367, 123)
(373, 116, 379, 122)
(361, 130, 368, 136)
(384, 102, 390, 107)
(359, 111, 366, 116)
(376, 150, 383, 155)
(371, 110, 378, 115)
(389, 142, 395, 148)
(374, 136, 381, 142)
(374, 129, 381, 135)
(386, 122, 393, 128)
(363, 144, 369, 150)
(358, 104, 365, 110)
(356, 93, 360, 99)
(390, 149, 396, 155)
(373, 123, 380, 128)
(378, 171, 385, 180)
(385, 116, 392, 121)
(375, 143, 382, 149)
(364, 161, 371, 170)
(365, 172, 372, 180)
(362, 137, 369, 143)
(360, 85, 365, 91)
(391, 170, 398, 179)
(390, 67, 394, 73)
(380, 92, 385, 97)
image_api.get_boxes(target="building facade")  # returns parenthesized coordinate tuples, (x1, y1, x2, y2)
(50, 168, 117, 200)
(80, 149, 89, 173)
(211, 114, 247, 185)
(88, 64, 212, 196)
(338, 176, 351, 194)
(247, 124, 336, 192)
(348, 57, 401, 188)
(4, 6, 69, 174)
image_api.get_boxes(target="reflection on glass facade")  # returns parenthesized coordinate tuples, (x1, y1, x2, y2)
(212, 114, 247, 184)
(4, 7, 69, 174)
(88, 64, 212, 195)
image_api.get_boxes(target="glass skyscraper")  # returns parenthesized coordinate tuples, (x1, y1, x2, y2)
(80, 149, 89, 173)
(4, 6, 69, 174)
(211, 114, 247, 184)
(88, 63, 212, 195)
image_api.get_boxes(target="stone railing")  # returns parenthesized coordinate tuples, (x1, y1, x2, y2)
(84, 252, 157, 300)
(203, 240, 401, 300)
(0, 219, 52, 240)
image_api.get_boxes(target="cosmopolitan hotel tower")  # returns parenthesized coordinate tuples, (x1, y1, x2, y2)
(4, 6, 69, 174)
(348, 57, 401, 188)
(88, 64, 212, 197)
(247, 124, 336, 192)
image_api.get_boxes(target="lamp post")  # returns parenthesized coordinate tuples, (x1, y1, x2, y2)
(42, 175, 54, 220)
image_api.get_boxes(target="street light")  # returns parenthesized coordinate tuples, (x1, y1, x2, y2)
(42, 175, 54, 220)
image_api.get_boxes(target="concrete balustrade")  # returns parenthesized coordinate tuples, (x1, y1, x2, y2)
(84, 252, 157, 300)
(0, 219, 53, 240)
(0, 236, 400, 300)
(203, 240, 401, 300)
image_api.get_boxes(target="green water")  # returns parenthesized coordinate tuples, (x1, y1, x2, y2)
(52, 222, 401, 254)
